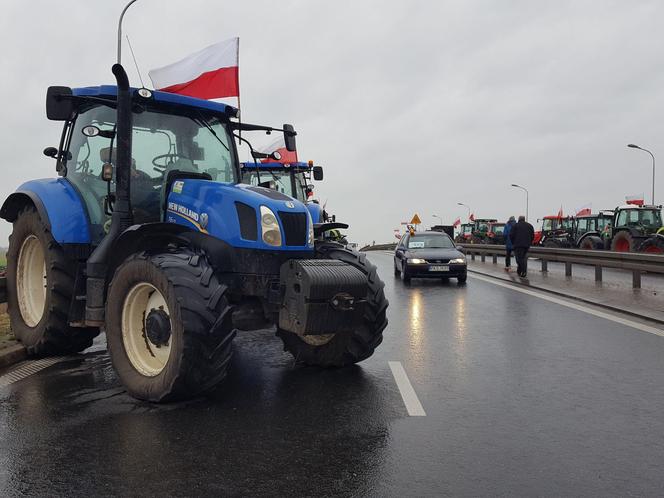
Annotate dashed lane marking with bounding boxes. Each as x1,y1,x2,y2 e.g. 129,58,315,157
0,357,75,388
468,273,664,338
388,361,426,416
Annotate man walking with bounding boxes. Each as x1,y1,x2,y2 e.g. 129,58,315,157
509,215,535,277
503,216,516,271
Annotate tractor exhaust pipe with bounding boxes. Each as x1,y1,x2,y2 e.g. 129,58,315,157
85,63,134,325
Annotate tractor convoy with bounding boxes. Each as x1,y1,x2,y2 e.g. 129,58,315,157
1,16,388,401
454,203,663,254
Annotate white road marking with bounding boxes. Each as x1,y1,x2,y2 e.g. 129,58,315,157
0,357,74,388
468,273,664,338
388,361,426,416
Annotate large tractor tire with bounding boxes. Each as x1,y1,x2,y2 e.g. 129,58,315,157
578,236,604,250
276,243,388,367
7,206,98,356
105,250,235,402
610,231,635,252
638,237,664,254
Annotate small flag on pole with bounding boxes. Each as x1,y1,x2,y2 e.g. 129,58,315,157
149,37,240,100
625,195,644,206
453,217,461,227
469,213,475,222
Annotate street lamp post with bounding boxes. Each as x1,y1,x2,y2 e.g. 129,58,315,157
457,203,471,221
627,144,655,205
432,214,442,226
510,184,529,221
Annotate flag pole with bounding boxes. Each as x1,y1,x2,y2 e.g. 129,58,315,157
236,37,241,142
117,0,140,64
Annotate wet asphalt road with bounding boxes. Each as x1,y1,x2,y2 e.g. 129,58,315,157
2,252,664,497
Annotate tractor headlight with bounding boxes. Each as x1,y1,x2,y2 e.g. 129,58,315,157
407,258,427,264
449,258,466,264
260,206,282,247
307,211,314,246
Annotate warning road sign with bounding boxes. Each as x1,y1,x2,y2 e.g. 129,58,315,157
410,213,422,225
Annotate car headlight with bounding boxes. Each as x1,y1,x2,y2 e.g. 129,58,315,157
407,258,427,264
307,211,314,246
260,206,282,246
449,258,466,264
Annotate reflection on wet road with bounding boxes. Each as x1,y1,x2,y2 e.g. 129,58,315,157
1,252,664,496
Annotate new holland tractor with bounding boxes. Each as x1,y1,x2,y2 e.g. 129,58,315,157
1,62,388,401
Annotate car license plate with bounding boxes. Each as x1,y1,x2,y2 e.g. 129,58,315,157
429,265,449,272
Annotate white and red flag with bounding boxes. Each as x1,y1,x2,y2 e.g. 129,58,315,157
149,37,239,100
469,213,475,222
625,195,644,206
557,206,564,220
453,217,461,227
257,136,298,164
575,203,591,216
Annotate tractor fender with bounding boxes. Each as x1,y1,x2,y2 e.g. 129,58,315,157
306,202,323,224
108,223,237,278
0,178,91,244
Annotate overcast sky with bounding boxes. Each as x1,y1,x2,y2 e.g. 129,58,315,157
1,0,663,246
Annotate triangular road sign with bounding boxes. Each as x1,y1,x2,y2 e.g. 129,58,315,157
410,213,422,225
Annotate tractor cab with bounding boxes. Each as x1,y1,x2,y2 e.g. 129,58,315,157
486,222,506,244
471,218,497,243
455,223,474,243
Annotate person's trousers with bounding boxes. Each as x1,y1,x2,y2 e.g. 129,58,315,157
505,248,512,267
514,247,528,275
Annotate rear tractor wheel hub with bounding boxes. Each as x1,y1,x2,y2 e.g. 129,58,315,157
145,309,171,347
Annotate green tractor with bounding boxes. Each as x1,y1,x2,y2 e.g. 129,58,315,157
605,203,664,253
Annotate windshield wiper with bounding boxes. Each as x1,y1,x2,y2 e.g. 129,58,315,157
194,114,230,152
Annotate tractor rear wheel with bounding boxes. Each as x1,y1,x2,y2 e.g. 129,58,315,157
105,250,235,402
638,237,664,254
276,243,388,367
610,231,634,252
579,236,603,250
7,206,98,355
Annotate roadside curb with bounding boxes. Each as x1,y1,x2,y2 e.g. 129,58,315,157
0,343,27,371
468,268,664,327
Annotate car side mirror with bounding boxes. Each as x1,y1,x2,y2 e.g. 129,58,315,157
283,123,297,152
46,86,74,121
313,166,324,181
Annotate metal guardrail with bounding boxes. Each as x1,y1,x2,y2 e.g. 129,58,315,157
459,244,664,288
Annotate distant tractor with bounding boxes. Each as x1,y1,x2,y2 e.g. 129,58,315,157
534,216,574,247
605,203,664,253
573,212,613,250
470,218,497,244
455,223,474,243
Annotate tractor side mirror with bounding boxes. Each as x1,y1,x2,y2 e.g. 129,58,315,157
313,166,324,181
283,124,297,152
43,147,58,158
46,86,74,121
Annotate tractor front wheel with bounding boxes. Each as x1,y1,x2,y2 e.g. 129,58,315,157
276,243,388,367
106,250,235,402
638,237,664,254
579,236,604,250
7,206,98,355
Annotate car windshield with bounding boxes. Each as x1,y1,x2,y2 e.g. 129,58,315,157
491,224,505,234
408,234,454,249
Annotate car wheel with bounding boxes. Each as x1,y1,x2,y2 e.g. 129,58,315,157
457,274,467,284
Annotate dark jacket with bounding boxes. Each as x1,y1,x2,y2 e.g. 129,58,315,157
503,220,516,250
509,220,535,249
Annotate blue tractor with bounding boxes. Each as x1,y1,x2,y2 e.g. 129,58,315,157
1,63,388,401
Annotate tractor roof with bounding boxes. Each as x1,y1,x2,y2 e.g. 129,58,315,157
241,162,310,171
72,85,238,117
615,204,662,210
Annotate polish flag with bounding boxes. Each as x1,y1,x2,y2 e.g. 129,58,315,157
469,213,475,222
148,37,239,100
453,217,461,227
257,136,298,164
557,206,564,220
575,203,591,216
625,195,644,206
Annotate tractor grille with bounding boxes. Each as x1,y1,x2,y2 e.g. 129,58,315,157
278,211,307,246
235,202,257,241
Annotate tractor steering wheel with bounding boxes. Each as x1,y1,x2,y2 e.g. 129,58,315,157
152,153,192,170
